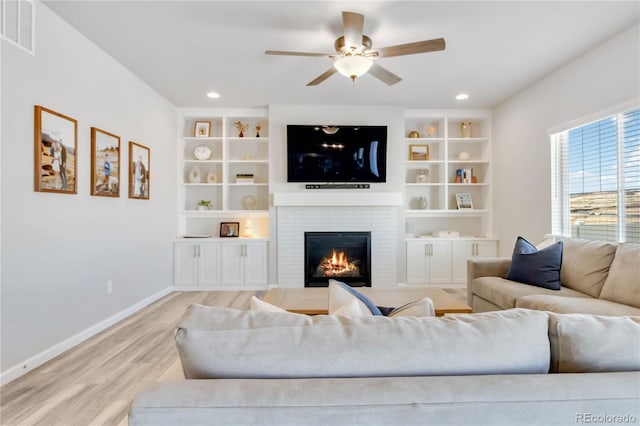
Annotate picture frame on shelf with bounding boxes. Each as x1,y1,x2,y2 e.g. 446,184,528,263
409,144,429,161
194,121,211,138
129,141,150,200
34,105,78,194
220,222,240,238
455,193,473,210
90,127,120,197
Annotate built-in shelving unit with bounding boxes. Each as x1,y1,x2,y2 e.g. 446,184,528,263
176,108,270,238
403,110,496,286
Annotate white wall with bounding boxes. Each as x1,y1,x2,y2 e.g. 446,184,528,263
0,3,177,378
492,24,640,255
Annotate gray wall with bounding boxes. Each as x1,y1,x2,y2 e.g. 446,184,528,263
1,3,177,377
492,24,640,255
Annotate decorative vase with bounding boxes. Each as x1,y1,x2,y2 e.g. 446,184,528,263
418,196,428,210
243,195,257,210
187,167,201,183
205,171,218,183
408,130,420,138
459,121,472,138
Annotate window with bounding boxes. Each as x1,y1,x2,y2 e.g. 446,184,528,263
551,105,639,243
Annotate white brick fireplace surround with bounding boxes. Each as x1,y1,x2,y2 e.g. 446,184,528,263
274,193,402,288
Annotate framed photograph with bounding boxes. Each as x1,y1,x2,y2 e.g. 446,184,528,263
34,105,78,194
129,141,150,200
194,121,211,138
456,193,473,210
91,127,121,197
409,144,430,161
220,222,240,238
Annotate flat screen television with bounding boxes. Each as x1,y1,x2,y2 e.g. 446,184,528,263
287,125,387,183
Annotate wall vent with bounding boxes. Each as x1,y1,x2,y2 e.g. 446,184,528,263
1,0,35,55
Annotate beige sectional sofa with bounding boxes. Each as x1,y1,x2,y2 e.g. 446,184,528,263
129,304,640,425
468,238,640,315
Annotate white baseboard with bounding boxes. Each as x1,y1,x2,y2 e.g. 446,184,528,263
0,287,173,386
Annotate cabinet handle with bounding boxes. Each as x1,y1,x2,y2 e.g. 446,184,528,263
242,244,246,257
194,245,198,258
197,245,201,258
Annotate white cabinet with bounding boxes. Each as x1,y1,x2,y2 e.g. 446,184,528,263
451,240,498,284
406,240,452,285
175,240,267,289
220,241,268,287
174,241,220,286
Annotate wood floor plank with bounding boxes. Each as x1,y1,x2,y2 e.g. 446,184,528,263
0,291,255,426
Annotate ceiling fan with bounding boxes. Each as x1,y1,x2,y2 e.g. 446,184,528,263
265,11,445,86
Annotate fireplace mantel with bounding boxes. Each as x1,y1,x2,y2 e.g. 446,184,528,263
273,192,402,207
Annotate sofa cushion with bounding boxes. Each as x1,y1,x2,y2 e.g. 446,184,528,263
250,296,290,313
516,294,640,316
328,280,382,316
505,236,563,290
599,243,640,308
548,313,640,373
561,238,617,298
175,305,550,379
472,277,590,310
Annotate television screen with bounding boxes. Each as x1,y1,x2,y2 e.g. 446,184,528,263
287,125,387,183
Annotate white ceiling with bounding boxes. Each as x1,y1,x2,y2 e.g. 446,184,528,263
43,1,639,109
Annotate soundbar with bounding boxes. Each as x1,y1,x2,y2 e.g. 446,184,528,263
305,184,371,189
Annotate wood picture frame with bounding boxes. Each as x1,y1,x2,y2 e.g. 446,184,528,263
34,105,78,194
456,193,473,210
128,141,150,200
220,222,240,237
91,127,121,197
194,121,211,138
409,144,429,161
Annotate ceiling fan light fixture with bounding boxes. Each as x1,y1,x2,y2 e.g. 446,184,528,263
333,55,373,82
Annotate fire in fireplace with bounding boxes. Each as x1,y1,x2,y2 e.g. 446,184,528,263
304,232,371,287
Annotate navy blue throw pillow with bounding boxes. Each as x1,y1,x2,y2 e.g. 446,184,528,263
504,236,563,290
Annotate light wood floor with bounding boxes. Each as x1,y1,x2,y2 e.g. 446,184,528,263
0,288,466,425
0,291,259,426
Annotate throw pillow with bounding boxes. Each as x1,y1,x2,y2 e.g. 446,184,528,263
331,298,366,317
249,296,289,313
328,280,383,316
505,236,563,290
386,297,435,317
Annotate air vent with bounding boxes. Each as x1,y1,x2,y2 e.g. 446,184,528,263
1,0,34,54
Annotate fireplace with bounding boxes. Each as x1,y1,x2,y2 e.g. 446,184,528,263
304,232,371,287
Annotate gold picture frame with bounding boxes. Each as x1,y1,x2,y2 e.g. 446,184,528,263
34,105,78,194
409,144,429,161
129,141,150,200
91,127,121,197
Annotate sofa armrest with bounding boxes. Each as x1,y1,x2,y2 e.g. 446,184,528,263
467,258,511,305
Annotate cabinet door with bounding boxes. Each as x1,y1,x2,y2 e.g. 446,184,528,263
198,243,221,286
451,241,474,284
406,241,429,284
428,240,452,284
220,243,245,286
244,242,268,287
476,241,498,258
174,243,198,286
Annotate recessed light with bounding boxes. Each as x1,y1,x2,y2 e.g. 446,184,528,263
456,93,469,100
206,92,220,99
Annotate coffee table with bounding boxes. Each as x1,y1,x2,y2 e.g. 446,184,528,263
262,287,472,316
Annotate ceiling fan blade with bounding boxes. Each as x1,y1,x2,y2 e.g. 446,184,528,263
342,11,364,51
265,50,333,57
306,68,338,86
368,63,402,86
376,38,446,58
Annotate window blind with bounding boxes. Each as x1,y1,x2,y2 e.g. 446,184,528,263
550,106,640,243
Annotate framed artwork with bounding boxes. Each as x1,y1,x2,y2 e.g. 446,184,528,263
34,105,78,194
409,144,429,161
220,222,240,238
91,127,121,197
456,193,473,210
194,121,211,138
129,141,150,200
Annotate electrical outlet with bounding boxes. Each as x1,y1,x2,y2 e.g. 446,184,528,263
106,280,113,294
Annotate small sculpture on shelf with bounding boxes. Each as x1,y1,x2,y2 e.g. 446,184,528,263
459,121,472,138
415,169,429,183
255,123,262,138
234,121,249,137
